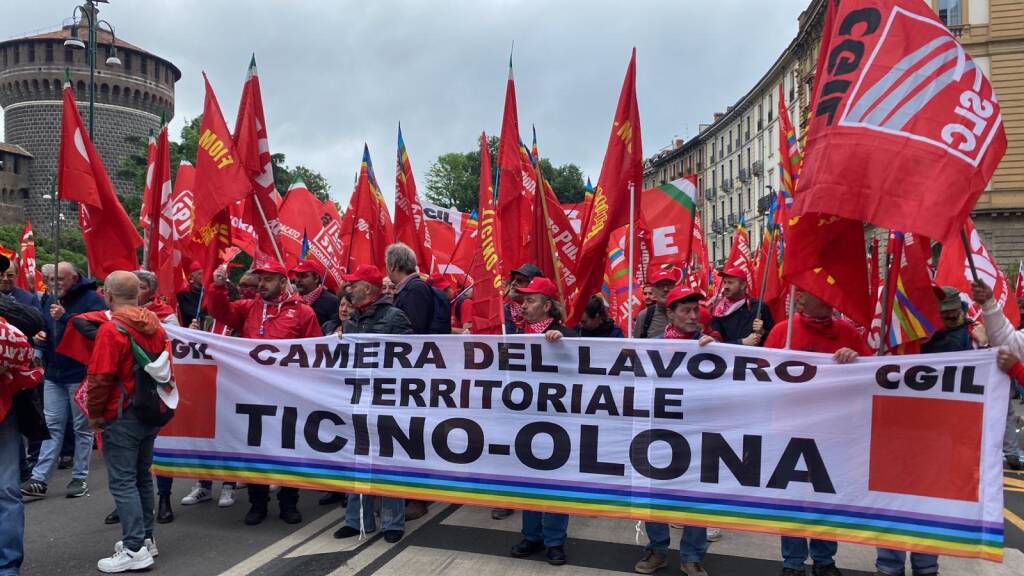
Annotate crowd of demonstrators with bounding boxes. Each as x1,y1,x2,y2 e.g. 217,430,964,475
21,262,106,500
332,263,413,543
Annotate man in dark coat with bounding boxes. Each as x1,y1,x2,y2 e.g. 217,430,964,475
504,263,543,334
386,243,438,334
291,260,338,328
710,265,772,346
0,260,41,310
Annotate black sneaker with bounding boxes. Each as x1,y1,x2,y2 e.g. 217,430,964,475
105,509,119,525
279,505,302,524
546,545,567,566
20,479,46,498
318,492,346,506
383,530,404,543
244,504,268,525
510,539,545,558
780,569,806,576
66,479,88,498
491,508,514,520
813,565,843,576
156,495,174,523
333,525,360,539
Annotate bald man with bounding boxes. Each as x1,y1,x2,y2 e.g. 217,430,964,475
21,262,106,500
88,270,170,572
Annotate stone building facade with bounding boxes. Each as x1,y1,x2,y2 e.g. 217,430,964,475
645,0,1024,269
0,142,31,226
0,14,179,227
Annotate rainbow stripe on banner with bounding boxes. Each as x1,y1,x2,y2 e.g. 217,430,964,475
152,448,1004,561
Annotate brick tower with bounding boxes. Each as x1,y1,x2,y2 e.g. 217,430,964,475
0,10,179,226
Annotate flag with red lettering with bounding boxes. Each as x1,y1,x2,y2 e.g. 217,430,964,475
57,82,141,280
794,0,1007,242
935,218,1020,328
394,125,435,272
469,132,505,335
232,55,281,260
15,221,41,292
571,49,642,324
496,59,533,276
339,145,393,270
277,179,344,290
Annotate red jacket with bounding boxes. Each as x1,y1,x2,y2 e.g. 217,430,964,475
765,313,872,355
205,285,321,340
0,317,43,421
86,307,167,422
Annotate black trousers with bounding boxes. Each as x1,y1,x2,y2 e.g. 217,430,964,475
248,484,298,507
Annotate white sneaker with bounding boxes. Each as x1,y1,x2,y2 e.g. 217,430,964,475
181,483,212,505
706,527,722,542
115,538,158,558
218,485,235,508
97,544,154,573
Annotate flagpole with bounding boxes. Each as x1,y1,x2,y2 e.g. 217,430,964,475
50,174,60,297
959,228,980,284
253,195,286,266
440,224,475,277
877,230,893,357
783,284,796,350
754,227,776,320
627,182,636,339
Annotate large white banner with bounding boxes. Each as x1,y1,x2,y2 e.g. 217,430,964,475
155,327,1008,561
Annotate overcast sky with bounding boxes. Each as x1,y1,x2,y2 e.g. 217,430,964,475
3,0,810,210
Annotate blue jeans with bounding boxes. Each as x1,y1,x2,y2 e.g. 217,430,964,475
0,413,24,576
344,494,404,532
31,380,92,484
102,409,159,552
876,548,939,575
645,522,708,563
522,511,569,547
781,537,837,570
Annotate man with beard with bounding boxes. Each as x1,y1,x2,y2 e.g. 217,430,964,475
710,266,772,346
291,260,338,327
205,261,320,526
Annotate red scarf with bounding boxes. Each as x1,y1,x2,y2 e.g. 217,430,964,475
508,300,525,329
712,295,747,318
301,284,325,307
663,323,699,340
524,317,554,334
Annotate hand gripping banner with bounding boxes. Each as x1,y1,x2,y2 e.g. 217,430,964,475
155,327,1007,561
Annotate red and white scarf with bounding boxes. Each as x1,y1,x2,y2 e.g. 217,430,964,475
712,296,747,319
300,284,325,307
524,317,554,334
663,323,698,340
508,301,525,329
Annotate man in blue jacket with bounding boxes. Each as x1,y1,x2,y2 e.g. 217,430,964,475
21,262,106,499
0,260,41,310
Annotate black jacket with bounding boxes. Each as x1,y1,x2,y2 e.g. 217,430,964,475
392,275,434,334
578,319,624,338
44,275,107,383
308,289,339,330
710,298,773,346
344,297,414,336
921,321,975,354
514,320,577,337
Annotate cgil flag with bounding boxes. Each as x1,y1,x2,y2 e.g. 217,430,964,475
57,81,141,280
793,0,1007,242
935,218,1020,328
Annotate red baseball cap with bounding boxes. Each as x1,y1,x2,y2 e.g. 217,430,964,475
517,277,559,300
429,273,452,291
648,267,681,286
187,261,203,274
341,264,385,288
719,265,747,280
665,285,706,308
291,259,325,277
251,261,289,277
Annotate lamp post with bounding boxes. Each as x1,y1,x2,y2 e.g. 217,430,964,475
64,0,121,139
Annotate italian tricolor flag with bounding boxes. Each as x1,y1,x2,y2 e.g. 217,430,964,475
643,175,698,267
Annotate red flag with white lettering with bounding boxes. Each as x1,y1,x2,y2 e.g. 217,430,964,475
15,221,39,292
469,132,505,335
57,82,141,280
339,145,394,270
276,180,344,290
935,218,1020,328
394,126,435,273
496,61,533,276
794,0,1007,241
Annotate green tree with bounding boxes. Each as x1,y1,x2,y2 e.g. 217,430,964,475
424,137,585,211
0,225,88,274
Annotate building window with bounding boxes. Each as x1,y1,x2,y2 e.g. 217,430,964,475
140,55,148,75
27,44,35,63
937,0,962,26
45,43,54,63
124,52,131,72
13,46,19,65
13,157,20,174
768,92,774,121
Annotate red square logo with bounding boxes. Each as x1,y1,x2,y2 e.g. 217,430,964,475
869,396,981,502
159,364,217,439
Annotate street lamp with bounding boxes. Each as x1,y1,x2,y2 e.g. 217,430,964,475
64,0,119,139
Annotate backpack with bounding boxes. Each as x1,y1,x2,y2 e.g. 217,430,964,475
428,287,453,335
114,324,176,427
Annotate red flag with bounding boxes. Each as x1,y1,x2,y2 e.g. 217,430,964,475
422,201,477,275
723,217,755,289
277,180,344,290
794,0,1007,242
935,218,1020,327
783,213,872,327
570,49,642,324
394,126,435,272
57,82,141,280
339,145,393,270
147,126,182,302
232,56,282,260
138,134,157,228
602,226,644,332
876,231,941,353
690,211,711,294
528,139,581,308
15,221,38,292
776,83,801,223
170,161,196,262
496,61,534,275
192,74,253,233
1016,260,1023,300
469,132,505,334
